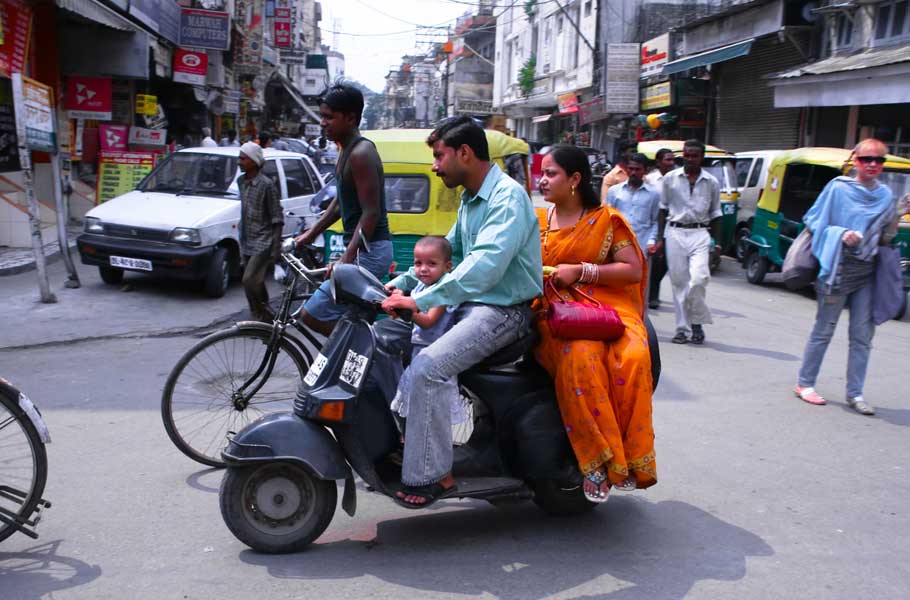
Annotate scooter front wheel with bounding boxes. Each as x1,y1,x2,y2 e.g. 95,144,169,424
219,463,337,553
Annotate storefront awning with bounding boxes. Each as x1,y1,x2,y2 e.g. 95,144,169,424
663,38,754,75
56,0,138,32
272,73,321,122
532,114,553,123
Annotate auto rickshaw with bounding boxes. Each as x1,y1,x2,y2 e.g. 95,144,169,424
637,140,741,269
323,129,531,271
742,148,910,298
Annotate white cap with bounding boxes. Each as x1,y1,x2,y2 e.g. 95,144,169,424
239,141,264,167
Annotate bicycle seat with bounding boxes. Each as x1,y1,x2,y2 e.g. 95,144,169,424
472,331,539,370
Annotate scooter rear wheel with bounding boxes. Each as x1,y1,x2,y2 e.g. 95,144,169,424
220,463,337,554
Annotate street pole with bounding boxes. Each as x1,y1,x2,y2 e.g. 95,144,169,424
51,153,80,288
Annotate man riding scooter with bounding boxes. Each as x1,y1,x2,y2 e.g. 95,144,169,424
382,116,543,507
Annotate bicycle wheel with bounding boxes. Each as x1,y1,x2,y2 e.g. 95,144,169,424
0,384,48,543
162,327,311,468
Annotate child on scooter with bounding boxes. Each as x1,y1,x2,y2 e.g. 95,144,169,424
390,236,466,425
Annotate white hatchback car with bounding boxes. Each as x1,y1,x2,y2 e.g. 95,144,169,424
77,147,324,297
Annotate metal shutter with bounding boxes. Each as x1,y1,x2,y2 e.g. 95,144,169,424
711,36,805,152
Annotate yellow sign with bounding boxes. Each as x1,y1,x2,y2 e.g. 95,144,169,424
136,94,158,116
641,82,671,111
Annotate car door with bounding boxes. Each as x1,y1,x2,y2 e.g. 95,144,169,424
279,158,321,235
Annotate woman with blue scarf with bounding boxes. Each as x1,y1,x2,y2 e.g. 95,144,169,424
794,139,899,415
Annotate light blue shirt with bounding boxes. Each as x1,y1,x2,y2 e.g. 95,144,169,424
606,180,661,248
388,163,543,312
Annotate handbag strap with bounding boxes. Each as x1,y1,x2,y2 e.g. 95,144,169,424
545,277,602,307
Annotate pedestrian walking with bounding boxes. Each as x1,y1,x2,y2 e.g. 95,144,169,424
237,142,283,322
605,153,660,308
644,147,675,309
794,138,899,415
656,140,722,345
599,141,633,202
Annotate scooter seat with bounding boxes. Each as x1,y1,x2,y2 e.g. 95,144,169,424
472,332,539,370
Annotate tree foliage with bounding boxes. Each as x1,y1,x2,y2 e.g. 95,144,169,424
519,54,537,97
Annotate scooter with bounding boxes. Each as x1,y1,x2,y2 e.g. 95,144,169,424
219,259,661,554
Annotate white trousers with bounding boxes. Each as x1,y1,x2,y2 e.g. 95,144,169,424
666,227,713,334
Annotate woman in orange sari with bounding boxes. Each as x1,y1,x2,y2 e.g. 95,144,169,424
535,145,656,503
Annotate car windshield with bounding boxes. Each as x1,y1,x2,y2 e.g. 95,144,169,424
139,153,239,197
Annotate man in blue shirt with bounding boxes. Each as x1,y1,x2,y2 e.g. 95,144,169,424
382,116,542,507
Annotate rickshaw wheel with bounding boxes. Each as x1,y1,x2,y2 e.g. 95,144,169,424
745,252,768,285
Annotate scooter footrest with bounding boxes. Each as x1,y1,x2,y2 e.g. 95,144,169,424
453,477,527,499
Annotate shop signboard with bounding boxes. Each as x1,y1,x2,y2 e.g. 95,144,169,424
173,49,208,85
0,77,20,172
65,76,113,120
99,124,129,152
223,90,241,114
179,8,230,51
159,0,181,45
578,97,608,126
128,126,167,147
129,0,160,31
640,34,669,79
557,92,578,113
641,81,672,111
136,94,158,116
304,123,321,137
12,74,56,153
606,43,640,114
274,7,291,48
0,0,32,79
96,151,156,203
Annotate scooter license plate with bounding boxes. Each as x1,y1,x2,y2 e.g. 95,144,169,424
303,353,328,386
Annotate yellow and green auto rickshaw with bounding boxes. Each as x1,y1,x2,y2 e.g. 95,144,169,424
323,129,530,271
637,140,741,268
742,147,910,289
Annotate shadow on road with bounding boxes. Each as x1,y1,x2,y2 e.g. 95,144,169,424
238,497,773,600
656,335,798,362
0,540,102,598
185,467,224,494
838,404,910,428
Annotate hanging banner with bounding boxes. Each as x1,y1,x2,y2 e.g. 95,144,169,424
65,76,113,120
12,74,56,153
179,8,230,51
173,48,208,85
96,151,156,203
0,0,32,78
99,124,129,152
274,7,291,48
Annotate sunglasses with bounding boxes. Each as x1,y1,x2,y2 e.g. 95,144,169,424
856,156,886,165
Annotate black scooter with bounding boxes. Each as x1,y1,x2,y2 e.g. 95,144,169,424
219,261,661,554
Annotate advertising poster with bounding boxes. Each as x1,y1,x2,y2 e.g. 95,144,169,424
99,124,129,152
173,49,208,85
0,0,32,78
0,76,20,171
12,74,56,153
128,126,167,147
65,76,113,120
640,34,669,79
96,151,155,203
179,8,230,51
606,43,641,114
274,7,291,48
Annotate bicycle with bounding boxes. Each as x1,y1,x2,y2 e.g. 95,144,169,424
161,244,328,468
0,378,51,542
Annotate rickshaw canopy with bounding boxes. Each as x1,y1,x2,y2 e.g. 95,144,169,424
636,140,734,160
362,129,530,165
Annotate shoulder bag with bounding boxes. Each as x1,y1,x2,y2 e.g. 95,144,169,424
782,227,820,290
544,278,625,341
872,245,904,325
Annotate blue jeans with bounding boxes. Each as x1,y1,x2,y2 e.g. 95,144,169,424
303,240,393,321
401,302,533,486
797,283,875,398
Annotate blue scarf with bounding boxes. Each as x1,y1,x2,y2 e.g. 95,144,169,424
803,176,894,285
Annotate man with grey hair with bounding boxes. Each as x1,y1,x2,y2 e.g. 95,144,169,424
238,142,283,321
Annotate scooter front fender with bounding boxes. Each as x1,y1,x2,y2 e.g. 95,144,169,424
222,412,350,481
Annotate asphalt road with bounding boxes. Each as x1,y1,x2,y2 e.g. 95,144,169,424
1,259,909,599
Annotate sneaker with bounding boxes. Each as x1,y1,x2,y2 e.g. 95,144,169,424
794,385,826,406
847,396,875,416
671,331,689,344
691,324,705,345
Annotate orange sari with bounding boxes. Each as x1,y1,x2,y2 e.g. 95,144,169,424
534,206,657,489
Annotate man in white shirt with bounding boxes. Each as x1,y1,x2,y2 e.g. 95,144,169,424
644,148,675,309
655,140,722,344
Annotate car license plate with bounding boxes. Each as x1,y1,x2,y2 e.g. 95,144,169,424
110,255,152,271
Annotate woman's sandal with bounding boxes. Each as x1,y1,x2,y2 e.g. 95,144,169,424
394,481,459,510
615,477,637,492
583,469,611,503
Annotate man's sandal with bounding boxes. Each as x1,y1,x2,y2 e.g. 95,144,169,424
394,481,459,510
583,469,611,503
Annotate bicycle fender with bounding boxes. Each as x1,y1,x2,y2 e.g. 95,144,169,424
222,412,350,480
0,378,50,444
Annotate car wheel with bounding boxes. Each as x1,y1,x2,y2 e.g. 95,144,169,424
99,266,124,285
734,227,751,262
204,247,230,298
744,252,768,285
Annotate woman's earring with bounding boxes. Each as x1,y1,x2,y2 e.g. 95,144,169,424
571,186,576,197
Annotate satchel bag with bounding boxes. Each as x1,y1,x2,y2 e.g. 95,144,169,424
544,278,625,341
782,227,820,290
872,245,904,325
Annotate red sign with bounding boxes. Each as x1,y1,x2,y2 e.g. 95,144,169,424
99,123,129,152
65,76,113,120
0,0,32,78
274,7,291,48
173,48,208,85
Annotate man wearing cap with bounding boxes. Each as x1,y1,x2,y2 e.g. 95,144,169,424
238,142,283,322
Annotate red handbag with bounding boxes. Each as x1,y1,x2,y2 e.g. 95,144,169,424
544,278,625,341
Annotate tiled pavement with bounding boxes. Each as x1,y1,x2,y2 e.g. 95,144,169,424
0,224,83,276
